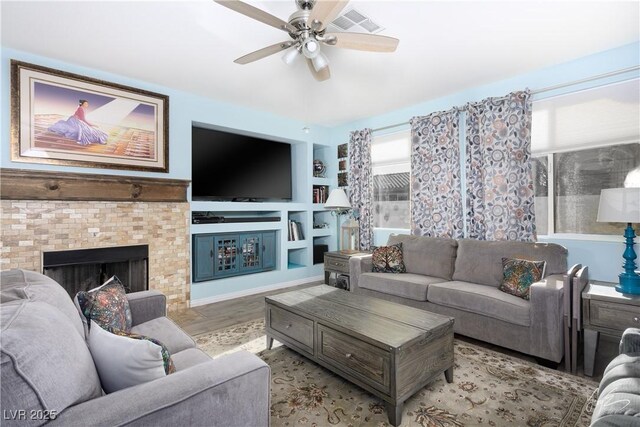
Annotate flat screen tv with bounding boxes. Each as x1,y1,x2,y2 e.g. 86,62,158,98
192,126,292,201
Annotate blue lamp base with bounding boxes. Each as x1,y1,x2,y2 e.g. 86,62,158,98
616,223,640,295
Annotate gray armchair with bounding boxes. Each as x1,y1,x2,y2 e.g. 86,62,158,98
1,269,270,427
590,328,640,426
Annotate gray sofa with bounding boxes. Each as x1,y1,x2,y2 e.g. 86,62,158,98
0,269,270,427
591,328,640,426
349,234,568,363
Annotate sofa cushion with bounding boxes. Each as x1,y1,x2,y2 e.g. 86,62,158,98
592,377,640,422
599,353,640,393
387,234,458,280
131,316,196,354
359,272,447,301
499,258,546,300
171,348,213,371
0,269,84,338
427,281,531,326
371,243,406,273
75,276,133,334
452,239,567,287
88,320,174,393
0,300,102,418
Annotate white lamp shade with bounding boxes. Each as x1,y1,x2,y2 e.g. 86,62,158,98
324,189,351,210
282,48,299,65
311,52,329,72
597,187,640,223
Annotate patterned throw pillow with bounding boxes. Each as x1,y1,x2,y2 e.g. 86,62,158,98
499,258,546,300
372,243,406,273
75,276,133,333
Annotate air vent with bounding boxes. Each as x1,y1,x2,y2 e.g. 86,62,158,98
332,15,355,30
343,9,367,24
329,7,385,34
359,19,381,33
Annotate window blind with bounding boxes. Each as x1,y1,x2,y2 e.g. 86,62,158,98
531,78,640,155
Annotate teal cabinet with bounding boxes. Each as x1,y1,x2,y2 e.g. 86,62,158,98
262,231,276,270
193,230,277,282
193,234,215,282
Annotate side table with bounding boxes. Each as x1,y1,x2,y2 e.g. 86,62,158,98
324,251,371,290
582,281,640,376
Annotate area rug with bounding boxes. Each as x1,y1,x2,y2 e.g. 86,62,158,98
194,319,599,426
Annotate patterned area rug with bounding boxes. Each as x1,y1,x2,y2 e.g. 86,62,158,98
195,319,598,426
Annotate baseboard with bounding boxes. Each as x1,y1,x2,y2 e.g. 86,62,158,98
190,275,324,307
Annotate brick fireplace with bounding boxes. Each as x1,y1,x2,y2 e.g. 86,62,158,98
0,170,191,311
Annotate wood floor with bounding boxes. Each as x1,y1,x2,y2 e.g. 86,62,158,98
170,282,618,380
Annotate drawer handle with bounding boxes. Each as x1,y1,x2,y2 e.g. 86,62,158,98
285,324,292,329
634,317,639,323
345,353,352,359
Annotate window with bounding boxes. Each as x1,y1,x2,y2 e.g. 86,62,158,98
531,79,640,236
371,130,411,228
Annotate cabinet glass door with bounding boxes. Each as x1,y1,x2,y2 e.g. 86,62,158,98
240,234,262,272
214,235,239,277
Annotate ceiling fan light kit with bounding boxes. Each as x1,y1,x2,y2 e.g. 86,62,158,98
215,0,399,81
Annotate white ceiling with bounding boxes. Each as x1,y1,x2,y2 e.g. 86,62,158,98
2,1,639,126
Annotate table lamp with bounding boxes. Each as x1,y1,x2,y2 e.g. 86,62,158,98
597,187,640,294
324,189,351,251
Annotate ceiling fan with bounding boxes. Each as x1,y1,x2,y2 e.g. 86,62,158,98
214,0,399,81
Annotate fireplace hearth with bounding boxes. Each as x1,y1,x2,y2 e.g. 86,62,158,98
43,245,149,298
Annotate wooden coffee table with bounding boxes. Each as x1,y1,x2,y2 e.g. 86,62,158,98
265,285,454,426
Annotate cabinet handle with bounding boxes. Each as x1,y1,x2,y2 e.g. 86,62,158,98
345,353,352,359
210,249,214,258
634,317,639,323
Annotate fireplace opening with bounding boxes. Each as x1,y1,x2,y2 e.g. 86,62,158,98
43,245,149,298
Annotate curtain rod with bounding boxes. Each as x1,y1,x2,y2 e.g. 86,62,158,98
371,66,640,133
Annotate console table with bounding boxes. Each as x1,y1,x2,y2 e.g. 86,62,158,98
324,250,371,290
582,281,640,376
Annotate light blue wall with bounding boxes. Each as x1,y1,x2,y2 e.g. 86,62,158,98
331,42,640,282
1,48,331,176
1,47,333,303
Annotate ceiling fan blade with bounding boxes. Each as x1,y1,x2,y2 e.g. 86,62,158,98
324,32,399,52
214,0,297,33
234,41,295,64
307,59,330,82
308,0,349,31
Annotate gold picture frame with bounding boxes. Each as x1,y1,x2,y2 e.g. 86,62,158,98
11,60,169,172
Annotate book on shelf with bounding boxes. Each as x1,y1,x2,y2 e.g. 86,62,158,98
312,186,328,204
288,220,305,241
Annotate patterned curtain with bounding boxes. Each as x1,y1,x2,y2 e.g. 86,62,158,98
410,109,463,238
347,128,373,250
465,90,536,241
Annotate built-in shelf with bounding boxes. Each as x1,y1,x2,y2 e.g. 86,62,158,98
286,240,307,249
312,177,331,186
311,228,332,237
287,262,306,269
287,247,308,269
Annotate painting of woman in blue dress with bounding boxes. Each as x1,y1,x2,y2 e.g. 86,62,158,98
48,99,109,145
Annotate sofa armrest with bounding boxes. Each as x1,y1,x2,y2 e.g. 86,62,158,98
349,255,373,292
529,274,565,362
50,351,270,427
127,290,167,326
620,328,640,354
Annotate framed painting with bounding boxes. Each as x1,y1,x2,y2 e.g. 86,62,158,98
338,172,348,187
11,60,169,172
337,143,348,159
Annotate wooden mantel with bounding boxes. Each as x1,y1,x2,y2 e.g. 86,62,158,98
0,169,190,202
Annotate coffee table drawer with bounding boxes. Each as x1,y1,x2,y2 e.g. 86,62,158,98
590,300,640,332
267,304,314,353
317,324,391,393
